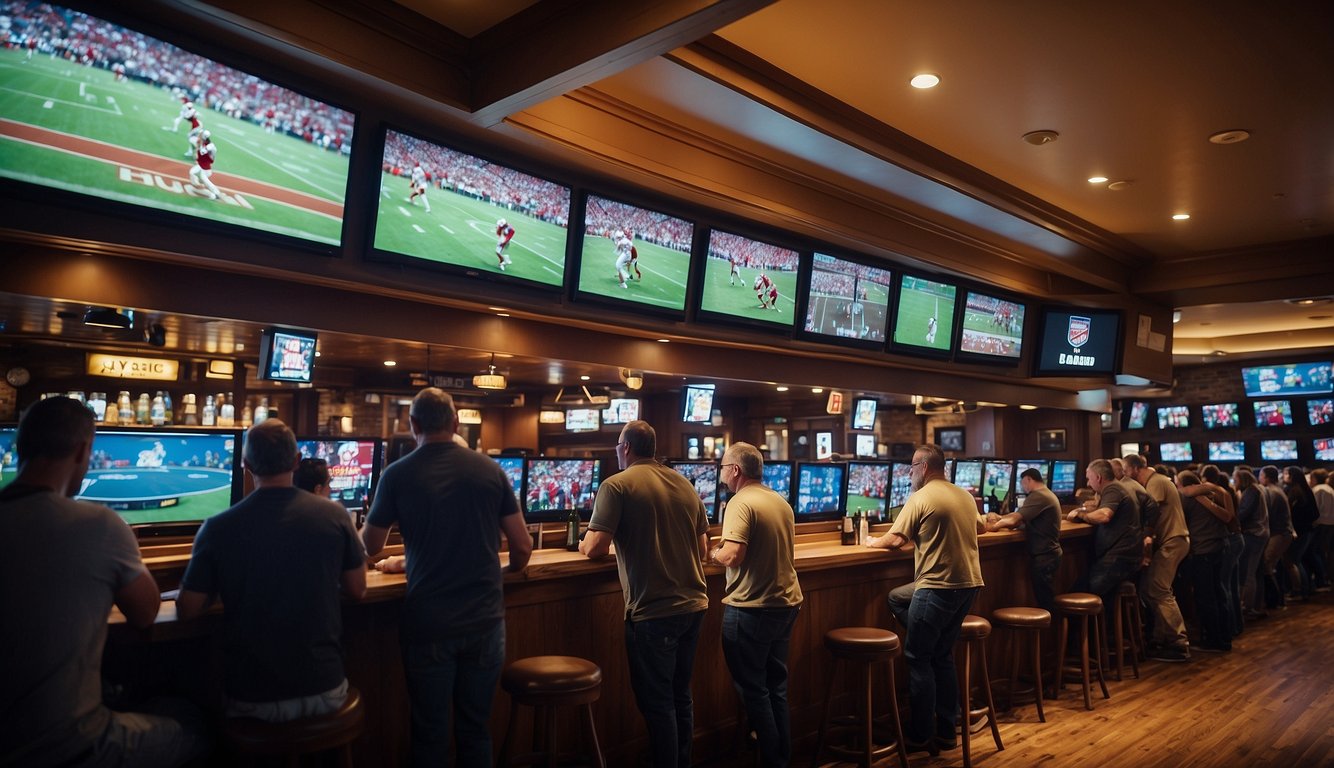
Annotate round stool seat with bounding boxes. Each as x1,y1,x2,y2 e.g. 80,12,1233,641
824,627,900,658
223,687,365,756
960,614,992,640
1054,592,1103,615
993,607,1052,628
502,656,603,706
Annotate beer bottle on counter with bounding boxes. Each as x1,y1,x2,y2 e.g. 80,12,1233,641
858,509,869,546
565,507,581,551
842,511,856,545
202,395,216,426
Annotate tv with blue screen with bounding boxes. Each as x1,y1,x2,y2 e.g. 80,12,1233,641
762,461,793,502
846,461,891,522
852,398,879,430
493,456,524,504
81,429,241,528
1208,442,1246,463
1241,361,1333,397
522,458,600,523
1050,460,1078,500
0,426,16,491
794,462,846,521
296,438,381,516
668,460,721,523
1260,440,1298,462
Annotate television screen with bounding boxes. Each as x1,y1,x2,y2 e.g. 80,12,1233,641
1201,403,1240,429
698,229,799,328
601,398,641,425
493,456,524,504
296,438,380,515
892,274,957,354
854,434,877,458
258,327,317,383
1208,441,1246,462
681,383,715,424
1013,459,1050,504
522,458,600,522
1260,440,1298,462
1315,438,1334,461
851,398,878,430
802,252,892,343
1050,460,1078,498
373,128,570,288
982,461,1014,508
1032,307,1120,376
1157,405,1191,430
794,462,845,521
889,462,913,509
565,408,600,433
1126,401,1149,430
846,461,891,521
0,4,353,248
1253,400,1293,427
0,426,16,491
80,429,239,525
762,461,793,501
944,458,954,482
815,432,834,460
577,194,694,311
1241,361,1333,397
1160,442,1193,462
952,459,983,497
1119,442,1142,460
668,461,721,523
957,290,1026,361
1307,398,1333,426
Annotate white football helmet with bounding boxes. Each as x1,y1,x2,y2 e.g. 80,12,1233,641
497,218,507,228
200,130,211,142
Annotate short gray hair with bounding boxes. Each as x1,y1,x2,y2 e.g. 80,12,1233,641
411,387,456,434
727,442,764,480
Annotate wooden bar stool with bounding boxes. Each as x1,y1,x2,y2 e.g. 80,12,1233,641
956,615,1004,768
809,627,909,768
1052,593,1110,711
498,656,605,768
1109,581,1144,680
221,686,365,768
991,606,1051,722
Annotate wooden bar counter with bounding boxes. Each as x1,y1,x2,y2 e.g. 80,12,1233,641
109,522,1093,765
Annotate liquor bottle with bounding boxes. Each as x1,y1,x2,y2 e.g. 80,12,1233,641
565,507,581,551
136,393,150,424
181,393,197,426
150,392,165,426
162,391,173,424
842,512,855,545
254,396,269,424
241,404,252,428
201,395,216,426
858,510,869,546
117,391,132,424
88,392,106,422
219,395,235,427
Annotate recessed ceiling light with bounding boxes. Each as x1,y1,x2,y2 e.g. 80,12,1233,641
1018,405,1038,410
1285,297,1331,306
1208,129,1250,145
1022,130,1059,146
314,350,322,357
657,338,670,343
909,73,940,89
1172,213,1191,220
1210,350,1228,356
1107,180,1133,191
580,375,590,381
811,387,824,394
383,360,397,367
1088,176,1109,184
487,306,507,312
775,385,789,392
496,312,510,317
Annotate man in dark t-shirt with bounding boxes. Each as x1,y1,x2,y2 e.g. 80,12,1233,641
1068,459,1142,607
179,419,367,722
986,467,1063,611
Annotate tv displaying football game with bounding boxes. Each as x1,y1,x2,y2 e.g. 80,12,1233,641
1050,460,1078,499
1241,361,1333,397
668,460,721,523
794,461,845,521
1032,307,1120,376
952,459,983,497
0,4,354,248
80,429,240,526
1315,438,1334,461
522,458,600,522
1260,440,1298,462
1307,398,1333,426
296,438,380,516
681,383,715,424
1208,442,1246,463
373,128,571,288
601,398,641,425
762,461,793,502
577,194,695,312
258,327,317,383
801,252,892,344
889,462,913,509
0,426,16,491
1126,401,1149,430
981,461,1014,509
852,398,878,430
1157,405,1190,430
698,229,799,329
1201,403,1240,429
1253,400,1293,427
957,290,1026,362
846,461,891,521
493,456,523,504
1160,442,1193,462
891,274,958,355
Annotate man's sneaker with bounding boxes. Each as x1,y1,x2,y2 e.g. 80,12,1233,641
498,261,506,271
1149,646,1191,662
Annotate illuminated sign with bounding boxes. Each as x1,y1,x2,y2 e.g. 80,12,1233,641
86,354,179,381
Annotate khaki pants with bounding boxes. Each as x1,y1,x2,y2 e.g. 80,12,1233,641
1141,534,1189,649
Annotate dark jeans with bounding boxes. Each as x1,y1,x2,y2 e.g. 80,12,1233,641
1078,555,1140,607
1240,533,1268,612
900,586,979,744
1183,550,1231,650
1288,530,1315,596
1222,533,1244,635
721,604,801,768
1031,553,1061,614
625,611,706,768
402,620,506,768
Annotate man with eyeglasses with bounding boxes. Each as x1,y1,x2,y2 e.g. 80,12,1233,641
581,420,709,768
709,442,802,767
866,444,984,755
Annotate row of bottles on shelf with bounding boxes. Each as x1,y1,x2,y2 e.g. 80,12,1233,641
45,390,277,428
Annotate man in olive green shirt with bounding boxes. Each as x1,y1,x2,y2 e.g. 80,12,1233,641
1124,453,1191,661
582,420,709,768
711,442,802,767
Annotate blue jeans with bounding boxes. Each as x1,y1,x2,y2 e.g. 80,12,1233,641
1079,555,1140,607
721,605,800,768
625,611,705,768
402,620,506,768
901,587,979,744
1183,550,1231,650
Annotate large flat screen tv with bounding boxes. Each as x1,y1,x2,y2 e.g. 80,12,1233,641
681,383,715,424
1259,440,1298,462
1050,460,1078,500
576,193,694,313
846,461,891,522
762,461,793,502
0,426,16,491
493,456,524,504
522,458,600,523
1241,361,1333,397
1208,441,1246,463
1201,402,1240,429
952,459,983,497
601,398,641,425
372,128,571,288
891,273,958,356
794,462,846,521
1157,405,1190,430
889,462,913,510
258,327,317,383
80,429,240,527
1315,438,1334,462
1307,398,1333,426
697,228,799,330
956,290,1026,363
801,252,892,346
1013,459,1051,505
1032,307,1120,376
296,438,381,516
668,460,721,523
0,4,354,249
1160,442,1193,462
1253,400,1293,427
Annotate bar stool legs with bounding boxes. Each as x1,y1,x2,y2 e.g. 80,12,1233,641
1053,593,1110,711
498,656,605,768
1111,581,1144,680
810,627,909,768
957,616,1003,768
992,607,1051,723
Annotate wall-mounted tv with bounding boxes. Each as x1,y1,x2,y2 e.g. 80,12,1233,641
889,462,913,509
1201,403,1240,429
668,460,721,523
853,434,877,458
846,461,891,522
0,4,354,250
522,458,600,523
681,383,716,424
952,459,983,497
257,327,317,383
576,193,695,313
1160,442,1193,462
80,429,240,528
891,273,957,356
601,398,641,425
493,455,524,504
372,128,570,288
801,252,892,346
1253,400,1293,427
296,438,381,516
762,461,793,502
1307,398,1333,426
1208,441,1246,463
981,461,1014,509
1126,401,1149,430
564,408,601,433
1157,405,1190,430
794,461,846,521
1013,459,1051,504
1119,442,1141,459
1259,440,1298,462
698,228,799,330
1315,438,1334,461
1050,460,1078,499
851,398,878,430
0,426,17,491
1241,361,1333,397
956,290,1026,362
1032,307,1120,376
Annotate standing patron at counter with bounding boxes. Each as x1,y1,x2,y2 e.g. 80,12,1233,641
984,467,1062,613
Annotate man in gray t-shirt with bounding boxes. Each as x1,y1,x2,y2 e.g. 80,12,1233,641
986,467,1062,611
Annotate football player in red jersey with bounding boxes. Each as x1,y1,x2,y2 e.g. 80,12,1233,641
495,219,516,269
407,165,431,212
188,130,222,200
729,254,741,286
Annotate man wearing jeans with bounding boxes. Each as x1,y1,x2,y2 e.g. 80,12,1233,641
867,444,983,754
1123,454,1191,662
1068,459,1143,607
581,420,709,768
363,388,532,767
710,442,803,767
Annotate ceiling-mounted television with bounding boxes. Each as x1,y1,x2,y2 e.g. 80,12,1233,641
668,460,721,523
575,193,695,313
1315,438,1334,461
564,408,601,433
522,458,600,523
1241,361,1333,397
794,461,846,522
1208,441,1246,463
0,4,354,251
681,383,715,424
851,398,878,431
956,289,1026,363
1307,398,1333,426
1032,307,1120,376
257,327,317,383
697,228,800,330
371,127,571,289
800,252,893,347
1125,401,1150,430
1201,402,1240,429
891,273,958,357
601,398,641,425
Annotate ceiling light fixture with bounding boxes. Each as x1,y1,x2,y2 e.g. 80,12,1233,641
1172,213,1191,220
82,306,133,329
580,375,590,381
618,368,644,391
811,387,824,394
1018,405,1038,411
1022,130,1059,146
473,353,507,390
1173,310,1182,324
1208,129,1251,145
657,338,670,343
1087,176,1108,184
775,385,789,392
383,360,397,367
909,73,940,89
1107,180,1133,191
